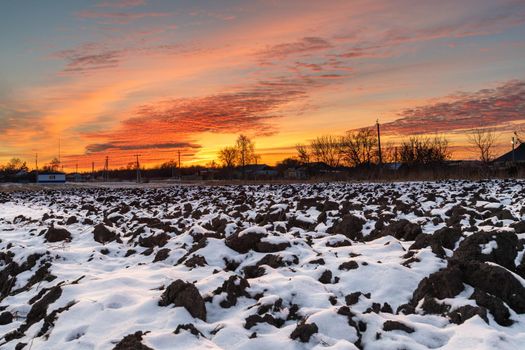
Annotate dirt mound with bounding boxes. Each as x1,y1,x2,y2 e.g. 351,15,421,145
212,275,251,308
290,322,318,342
452,231,518,271
329,214,365,241
158,280,206,321
93,224,117,244
459,261,525,314
113,331,153,350
449,305,488,325
383,320,414,333
410,227,461,257
412,266,464,304
138,232,170,248
174,323,204,337
45,226,71,242
152,248,170,262
0,311,13,325
379,219,422,241
225,228,267,253
245,314,284,329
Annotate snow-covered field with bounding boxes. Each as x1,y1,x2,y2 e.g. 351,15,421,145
1,180,525,350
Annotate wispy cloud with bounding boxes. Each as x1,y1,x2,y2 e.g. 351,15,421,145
53,41,203,74
4,0,525,167
85,141,200,153
76,10,171,24
189,10,236,21
258,37,332,59
124,79,309,136
0,104,44,134
380,80,525,135
78,76,316,158
55,44,122,73
95,0,146,9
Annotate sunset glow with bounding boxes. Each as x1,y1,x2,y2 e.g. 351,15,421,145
2,0,525,170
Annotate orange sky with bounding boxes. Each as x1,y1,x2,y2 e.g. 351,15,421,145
1,0,525,171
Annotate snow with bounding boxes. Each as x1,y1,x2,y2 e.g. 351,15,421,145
0,180,525,349
481,240,498,255
238,226,267,237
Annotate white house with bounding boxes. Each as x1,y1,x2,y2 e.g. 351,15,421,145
37,173,66,184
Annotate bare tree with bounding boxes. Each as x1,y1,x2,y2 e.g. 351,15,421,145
206,160,218,169
431,135,451,162
467,128,497,163
236,134,256,178
218,146,238,168
515,130,523,144
399,135,450,164
2,158,28,173
310,135,342,167
340,128,378,167
382,142,399,163
48,157,60,172
296,143,310,165
236,134,256,165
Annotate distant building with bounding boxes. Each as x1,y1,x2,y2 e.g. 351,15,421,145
384,162,402,170
37,172,66,184
494,143,525,164
247,164,278,177
237,164,278,179
307,162,335,172
66,173,85,182
284,167,307,179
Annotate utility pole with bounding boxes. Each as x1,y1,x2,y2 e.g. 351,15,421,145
376,119,383,165
104,156,109,182
134,154,141,183
35,153,39,182
241,144,246,180
58,137,61,165
512,136,516,163
178,150,181,179
91,161,95,181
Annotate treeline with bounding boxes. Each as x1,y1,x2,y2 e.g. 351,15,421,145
217,135,261,167
0,158,32,182
292,129,450,168
0,127,522,183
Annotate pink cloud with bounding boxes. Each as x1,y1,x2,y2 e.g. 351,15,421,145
380,80,525,135
258,37,332,59
76,10,172,24
95,0,146,9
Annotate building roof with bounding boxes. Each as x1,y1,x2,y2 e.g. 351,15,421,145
494,143,525,162
38,172,66,176
243,164,271,171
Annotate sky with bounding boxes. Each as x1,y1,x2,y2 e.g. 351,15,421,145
1,0,525,170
